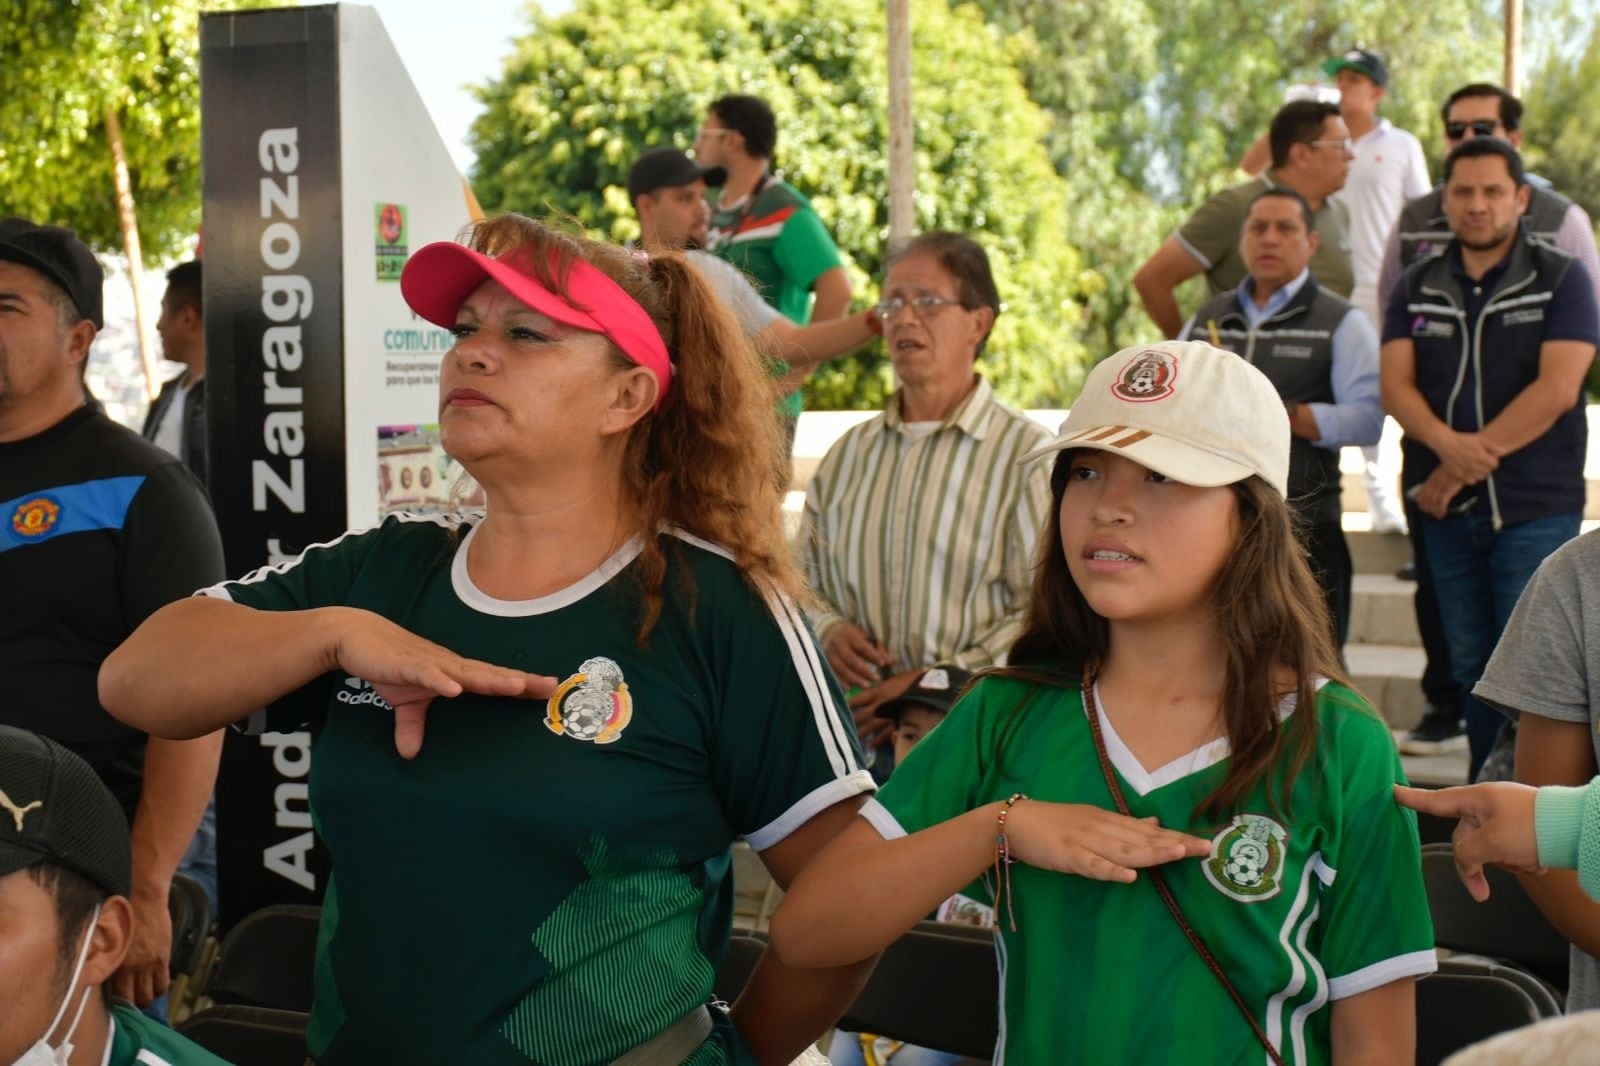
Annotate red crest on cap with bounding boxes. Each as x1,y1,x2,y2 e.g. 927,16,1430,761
1111,349,1178,403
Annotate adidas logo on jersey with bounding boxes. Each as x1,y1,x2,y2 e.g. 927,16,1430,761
336,676,392,709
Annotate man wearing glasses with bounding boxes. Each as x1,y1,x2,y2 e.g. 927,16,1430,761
1382,83,1600,761
800,233,1052,780
1135,99,1356,339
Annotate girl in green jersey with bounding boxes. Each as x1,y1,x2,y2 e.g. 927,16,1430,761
776,340,1433,1065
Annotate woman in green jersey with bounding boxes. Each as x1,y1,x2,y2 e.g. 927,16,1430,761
100,214,875,1066
773,340,1435,1065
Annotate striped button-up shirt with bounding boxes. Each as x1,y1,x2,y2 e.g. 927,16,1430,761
801,377,1053,673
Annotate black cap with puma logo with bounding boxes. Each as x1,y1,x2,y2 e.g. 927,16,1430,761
0,724,131,897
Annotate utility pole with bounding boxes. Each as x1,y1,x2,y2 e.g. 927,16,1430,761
1505,0,1523,95
886,0,914,251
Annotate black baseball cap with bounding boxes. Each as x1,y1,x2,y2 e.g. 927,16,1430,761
627,147,727,202
1323,48,1388,89
0,725,131,898
874,666,975,722
0,217,104,329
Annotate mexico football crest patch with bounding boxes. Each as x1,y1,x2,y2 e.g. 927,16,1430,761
1203,813,1288,902
545,657,633,744
1111,348,1178,403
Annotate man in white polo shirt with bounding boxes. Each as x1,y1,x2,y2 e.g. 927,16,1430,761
1323,48,1431,324
1326,47,1427,534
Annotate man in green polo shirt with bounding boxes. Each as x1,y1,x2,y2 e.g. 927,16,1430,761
694,95,853,445
1135,99,1356,338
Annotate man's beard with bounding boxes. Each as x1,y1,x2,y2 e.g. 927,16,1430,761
1456,223,1517,252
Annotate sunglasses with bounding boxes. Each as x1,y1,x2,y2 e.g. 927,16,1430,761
1445,119,1500,140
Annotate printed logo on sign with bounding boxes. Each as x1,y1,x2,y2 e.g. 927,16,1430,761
11,496,60,539
336,676,392,709
1204,813,1289,902
1502,308,1545,327
375,202,408,282
1111,349,1178,403
546,657,633,744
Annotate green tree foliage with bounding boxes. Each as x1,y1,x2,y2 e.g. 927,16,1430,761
0,0,262,262
1524,19,1600,222
469,0,1090,408
974,0,1503,354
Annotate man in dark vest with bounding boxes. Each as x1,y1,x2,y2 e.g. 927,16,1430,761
1380,83,1600,309
1381,82,1600,759
1381,137,1598,781
1182,187,1382,647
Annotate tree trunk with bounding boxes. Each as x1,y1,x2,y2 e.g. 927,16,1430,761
106,104,161,401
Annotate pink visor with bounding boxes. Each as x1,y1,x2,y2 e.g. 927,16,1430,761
400,241,672,408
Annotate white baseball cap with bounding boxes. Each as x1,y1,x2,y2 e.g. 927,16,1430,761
1023,340,1290,496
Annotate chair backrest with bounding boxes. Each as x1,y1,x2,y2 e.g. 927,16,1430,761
176,1005,309,1066
1421,843,1570,991
203,904,321,1012
167,872,213,978
716,931,768,1003
836,921,999,1059
1437,955,1562,1019
1416,969,1543,1066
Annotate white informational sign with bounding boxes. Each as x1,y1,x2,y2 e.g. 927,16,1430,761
335,4,481,525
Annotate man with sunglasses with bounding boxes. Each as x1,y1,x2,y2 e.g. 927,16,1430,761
1381,83,1600,762
1380,83,1600,314
1135,99,1355,339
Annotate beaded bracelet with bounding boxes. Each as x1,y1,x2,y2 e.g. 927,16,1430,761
993,792,1026,932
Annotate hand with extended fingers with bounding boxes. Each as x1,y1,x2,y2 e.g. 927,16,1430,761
1394,782,1541,902
1003,799,1212,882
329,607,557,758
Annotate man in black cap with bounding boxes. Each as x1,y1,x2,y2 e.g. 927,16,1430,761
0,724,230,1065
627,147,876,401
0,218,226,1007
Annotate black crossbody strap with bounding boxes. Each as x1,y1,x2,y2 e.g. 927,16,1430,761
1082,667,1287,1066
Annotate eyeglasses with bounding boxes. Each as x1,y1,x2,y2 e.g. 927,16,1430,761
1308,138,1354,155
872,294,965,323
1445,119,1501,140
696,127,730,141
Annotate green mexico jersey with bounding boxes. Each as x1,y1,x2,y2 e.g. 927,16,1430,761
210,515,871,1066
706,179,844,420
870,675,1434,1065
109,1002,233,1066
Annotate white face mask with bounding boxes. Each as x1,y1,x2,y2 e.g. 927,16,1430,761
11,903,100,1066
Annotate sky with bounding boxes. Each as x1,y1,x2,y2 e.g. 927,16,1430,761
362,0,559,174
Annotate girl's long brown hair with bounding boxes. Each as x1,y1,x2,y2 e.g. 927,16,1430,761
1000,451,1350,825
462,214,797,633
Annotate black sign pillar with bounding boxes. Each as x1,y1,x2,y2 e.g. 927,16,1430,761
201,4,346,929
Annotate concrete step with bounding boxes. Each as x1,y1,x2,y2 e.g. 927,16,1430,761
1344,528,1412,577
1398,746,1470,788
1348,573,1419,646
1347,642,1428,730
